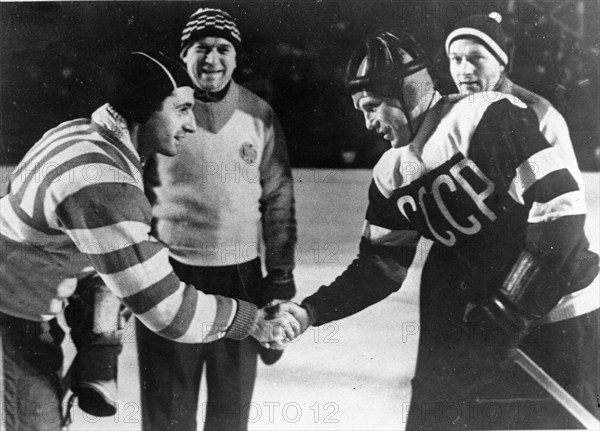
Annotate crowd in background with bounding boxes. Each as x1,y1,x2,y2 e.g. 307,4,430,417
1,0,598,169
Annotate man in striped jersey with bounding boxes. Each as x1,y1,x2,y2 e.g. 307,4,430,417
276,30,598,429
0,51,298,431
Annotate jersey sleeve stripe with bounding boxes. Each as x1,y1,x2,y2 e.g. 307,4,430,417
212,295,235,336
156,283,198,340
121,272,181,314
13,133,101,195
55,182,150,230
15,139,120,204
509,147,571,203
86,240,163,275
168,293,236,343
521,169,579,206
101,247,173,297
8,193,63,236
367,180,411,230
11,120,91,178
527,191,587,223
0,198,62,242
66,221,150,256
362,221,421,247
33,155,125,225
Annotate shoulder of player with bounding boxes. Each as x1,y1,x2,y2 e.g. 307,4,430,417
372,146,421,198
233,82,272,110
500,77,554,114
446,91,528,112
443,92,536,133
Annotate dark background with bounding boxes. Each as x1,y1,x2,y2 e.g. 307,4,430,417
1,0,599,169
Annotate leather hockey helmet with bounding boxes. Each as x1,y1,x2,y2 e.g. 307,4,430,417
346,31,430,137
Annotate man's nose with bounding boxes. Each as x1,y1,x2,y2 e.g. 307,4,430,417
204,49,217,63
364,113,376,131
183,111,197,133
459,60,475,75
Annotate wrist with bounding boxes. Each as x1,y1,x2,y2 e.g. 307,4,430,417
226,300,258,340
300,301,318,327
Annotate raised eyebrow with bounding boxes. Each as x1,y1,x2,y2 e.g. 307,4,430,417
358,100,376,111
175,101,194,109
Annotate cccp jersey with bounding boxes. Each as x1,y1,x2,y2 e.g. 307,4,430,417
303,92,598,325
366,92,595,296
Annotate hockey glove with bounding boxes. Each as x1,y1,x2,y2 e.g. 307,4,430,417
466,250,565,361
259,269,296,308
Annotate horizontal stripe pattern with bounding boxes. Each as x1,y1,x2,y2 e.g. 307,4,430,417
1,105,242,341
101,247,173,297
157,283,198,339
363,221,420,247
172,292,233,343
528,191,586,223
11,119,91,179
509,147,571,204
67,221,151,257
121,272,181,314
55,182,149,230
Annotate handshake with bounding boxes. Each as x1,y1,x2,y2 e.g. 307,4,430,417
249,301,312,350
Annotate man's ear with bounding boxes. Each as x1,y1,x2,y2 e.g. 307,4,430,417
180,44,190,61
500,64,505,73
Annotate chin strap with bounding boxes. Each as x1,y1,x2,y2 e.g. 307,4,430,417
400,90,436,141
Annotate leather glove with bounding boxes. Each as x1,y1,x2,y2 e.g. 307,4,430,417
466,250,566,362
258,269,296,308
465,294,528,362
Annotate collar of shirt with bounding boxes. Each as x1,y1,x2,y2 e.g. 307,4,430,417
91,103,141,165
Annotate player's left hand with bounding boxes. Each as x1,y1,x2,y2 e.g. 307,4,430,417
465,298,527,362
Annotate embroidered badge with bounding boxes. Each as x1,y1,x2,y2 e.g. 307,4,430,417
240,142,258,164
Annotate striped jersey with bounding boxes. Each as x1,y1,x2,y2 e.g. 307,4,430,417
0,104,256,342
303,92,598,324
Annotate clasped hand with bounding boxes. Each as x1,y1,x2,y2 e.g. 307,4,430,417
249,301,311,350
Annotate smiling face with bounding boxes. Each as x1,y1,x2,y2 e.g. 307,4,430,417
138,86,196,157
182,37,237,92
356,95,409,148
448,38,504,94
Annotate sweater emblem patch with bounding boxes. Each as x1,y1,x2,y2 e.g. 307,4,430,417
240,142,258,164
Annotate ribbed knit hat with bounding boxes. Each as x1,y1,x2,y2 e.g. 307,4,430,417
180,8,242,56
108,51,193,124
445,12,508,66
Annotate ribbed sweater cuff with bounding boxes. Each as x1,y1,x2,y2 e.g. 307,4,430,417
225,300,258,340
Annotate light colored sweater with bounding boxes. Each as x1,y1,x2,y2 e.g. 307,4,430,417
152,82,296,270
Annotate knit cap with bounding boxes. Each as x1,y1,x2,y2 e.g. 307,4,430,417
445,12,508,66
108,51,193,124
180,8,242,55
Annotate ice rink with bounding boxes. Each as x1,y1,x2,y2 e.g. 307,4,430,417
1,167,598,430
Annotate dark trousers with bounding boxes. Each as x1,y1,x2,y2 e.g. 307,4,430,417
136,258,261,431
405,245,599,430
0,312,64,431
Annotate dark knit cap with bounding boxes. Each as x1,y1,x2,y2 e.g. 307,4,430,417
180,7,242,56
107,51,193,124
445,12,508,65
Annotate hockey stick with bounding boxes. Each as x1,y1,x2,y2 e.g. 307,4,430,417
513,348,600,430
